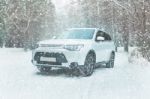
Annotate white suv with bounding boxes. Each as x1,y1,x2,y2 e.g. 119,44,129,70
32,28,115,76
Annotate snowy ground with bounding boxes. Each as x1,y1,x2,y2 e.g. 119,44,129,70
0,48,150,99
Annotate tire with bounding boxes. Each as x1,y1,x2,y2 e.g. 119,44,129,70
106,52,115,68
38,67,52,73
80,53,95,77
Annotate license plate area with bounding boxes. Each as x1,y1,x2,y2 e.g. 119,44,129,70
40,57,56,62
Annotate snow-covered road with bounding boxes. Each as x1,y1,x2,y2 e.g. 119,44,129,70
0,48,150,99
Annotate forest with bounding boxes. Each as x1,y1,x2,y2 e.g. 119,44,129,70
0,0,150,61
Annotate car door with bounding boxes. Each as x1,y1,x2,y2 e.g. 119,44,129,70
93,31,113,63
102,32,115,61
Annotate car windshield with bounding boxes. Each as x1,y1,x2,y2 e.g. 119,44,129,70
57,29,95,39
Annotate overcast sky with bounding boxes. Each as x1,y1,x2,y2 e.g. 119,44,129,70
52,0,71,9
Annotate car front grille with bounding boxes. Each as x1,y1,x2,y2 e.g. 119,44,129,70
34,52,67,65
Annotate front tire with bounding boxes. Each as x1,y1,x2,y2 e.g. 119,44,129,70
80,53,95,77
106,52,115,68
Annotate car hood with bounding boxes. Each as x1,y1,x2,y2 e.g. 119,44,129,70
38,39,92,45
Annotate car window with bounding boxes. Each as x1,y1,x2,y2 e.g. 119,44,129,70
95,31,111,41
103,32,111,41
57,29,95,39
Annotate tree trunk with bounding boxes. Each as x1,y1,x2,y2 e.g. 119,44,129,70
122,9,129,52
124,40,129,52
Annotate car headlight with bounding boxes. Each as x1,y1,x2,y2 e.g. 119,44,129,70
38,44,44,47
63,45,84,51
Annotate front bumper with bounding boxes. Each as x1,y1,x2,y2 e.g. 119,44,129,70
32,47,88,68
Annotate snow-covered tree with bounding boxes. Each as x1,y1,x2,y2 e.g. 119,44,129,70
0,0,56,49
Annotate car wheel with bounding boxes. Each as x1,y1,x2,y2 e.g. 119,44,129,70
106,52,115,68
38,67,52,73
80,53,95,76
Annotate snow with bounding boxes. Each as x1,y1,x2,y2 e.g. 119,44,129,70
52,0,71,12
0,48,150,99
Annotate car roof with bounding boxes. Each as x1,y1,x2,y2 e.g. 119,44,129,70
66,28,109,34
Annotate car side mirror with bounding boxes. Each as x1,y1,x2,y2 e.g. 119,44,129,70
96,36,105,41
